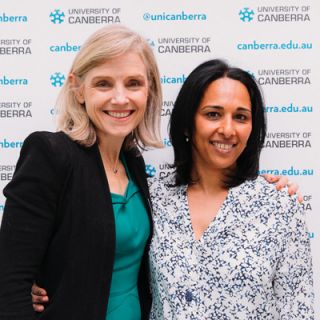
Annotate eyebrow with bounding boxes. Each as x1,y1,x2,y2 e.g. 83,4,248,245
91,74,147,81
203,105,251,113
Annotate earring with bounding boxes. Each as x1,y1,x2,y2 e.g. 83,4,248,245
185,136,189,142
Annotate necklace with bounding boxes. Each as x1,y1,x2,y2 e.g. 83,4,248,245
112,157,119,174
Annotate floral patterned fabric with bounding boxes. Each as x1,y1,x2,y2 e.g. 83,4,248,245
148,174,314,319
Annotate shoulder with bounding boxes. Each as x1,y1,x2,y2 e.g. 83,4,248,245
234,176,302,223
148,171,180,201
148,172,187,220
4,132,76,196
20,131,77,174
23,131,76,152
148,170,175,190
235,176,297,202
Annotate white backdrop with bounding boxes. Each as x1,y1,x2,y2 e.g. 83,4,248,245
0,0,319,318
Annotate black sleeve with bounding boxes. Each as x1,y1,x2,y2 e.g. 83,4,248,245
0,132,69,319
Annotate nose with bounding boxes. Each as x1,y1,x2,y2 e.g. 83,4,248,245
110,86,129,105
218,117,235,138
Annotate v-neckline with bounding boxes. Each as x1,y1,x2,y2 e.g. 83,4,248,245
184,185,231,242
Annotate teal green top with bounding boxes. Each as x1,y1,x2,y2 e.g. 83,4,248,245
106,157,150,320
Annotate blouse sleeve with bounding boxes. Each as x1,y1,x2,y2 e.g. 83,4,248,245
273,199,314,319
0,132,69,319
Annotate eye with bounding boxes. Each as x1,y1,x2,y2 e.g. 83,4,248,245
206,111,220,119
235,113,249,121
95,80,111,87
127,79,143,88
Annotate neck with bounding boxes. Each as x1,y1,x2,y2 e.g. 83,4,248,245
98,137,124,174
190,164,227,194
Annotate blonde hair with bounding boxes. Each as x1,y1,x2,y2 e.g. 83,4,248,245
56,24,163,149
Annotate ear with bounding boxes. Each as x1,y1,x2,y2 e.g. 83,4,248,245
69,73,84,104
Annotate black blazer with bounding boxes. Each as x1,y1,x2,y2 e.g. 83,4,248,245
0,131,152,319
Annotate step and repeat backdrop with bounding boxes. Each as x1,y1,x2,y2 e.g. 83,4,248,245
1,0,319,317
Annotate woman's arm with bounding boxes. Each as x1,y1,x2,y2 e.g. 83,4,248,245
0,132,67,319
273,201,314,318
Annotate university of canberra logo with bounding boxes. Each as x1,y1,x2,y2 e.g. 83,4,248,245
238,6,310,23
48,8,121,24
50,72,65,87
239,7,255,22
147,39,156,48
145,164,156,177
49,9,65,24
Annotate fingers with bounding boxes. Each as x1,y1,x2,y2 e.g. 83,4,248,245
297,191,303,203
262,174,280,183
276,179,303,203
31,283,49,310
31,292,48,303
262,174,303,203
275,176,288,191
33,303,45,312
287,181,297,195
287,181,303,204
32,283,47,296
31,287,48,312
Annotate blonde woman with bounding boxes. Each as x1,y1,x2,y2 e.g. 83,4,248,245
0,25,162,320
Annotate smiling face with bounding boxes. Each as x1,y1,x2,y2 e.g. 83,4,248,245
74,52,149,145
192,77,252,175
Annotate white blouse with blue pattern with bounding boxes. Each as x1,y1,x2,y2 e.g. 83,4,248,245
148,174,314,319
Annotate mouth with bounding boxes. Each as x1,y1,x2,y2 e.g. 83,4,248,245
103,110,134,119
209,141,236,152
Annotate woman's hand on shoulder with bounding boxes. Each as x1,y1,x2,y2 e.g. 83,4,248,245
262,174,303,203
31,283,48,312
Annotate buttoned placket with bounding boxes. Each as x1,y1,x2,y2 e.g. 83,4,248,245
183,184,232,319
180,196,208,319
